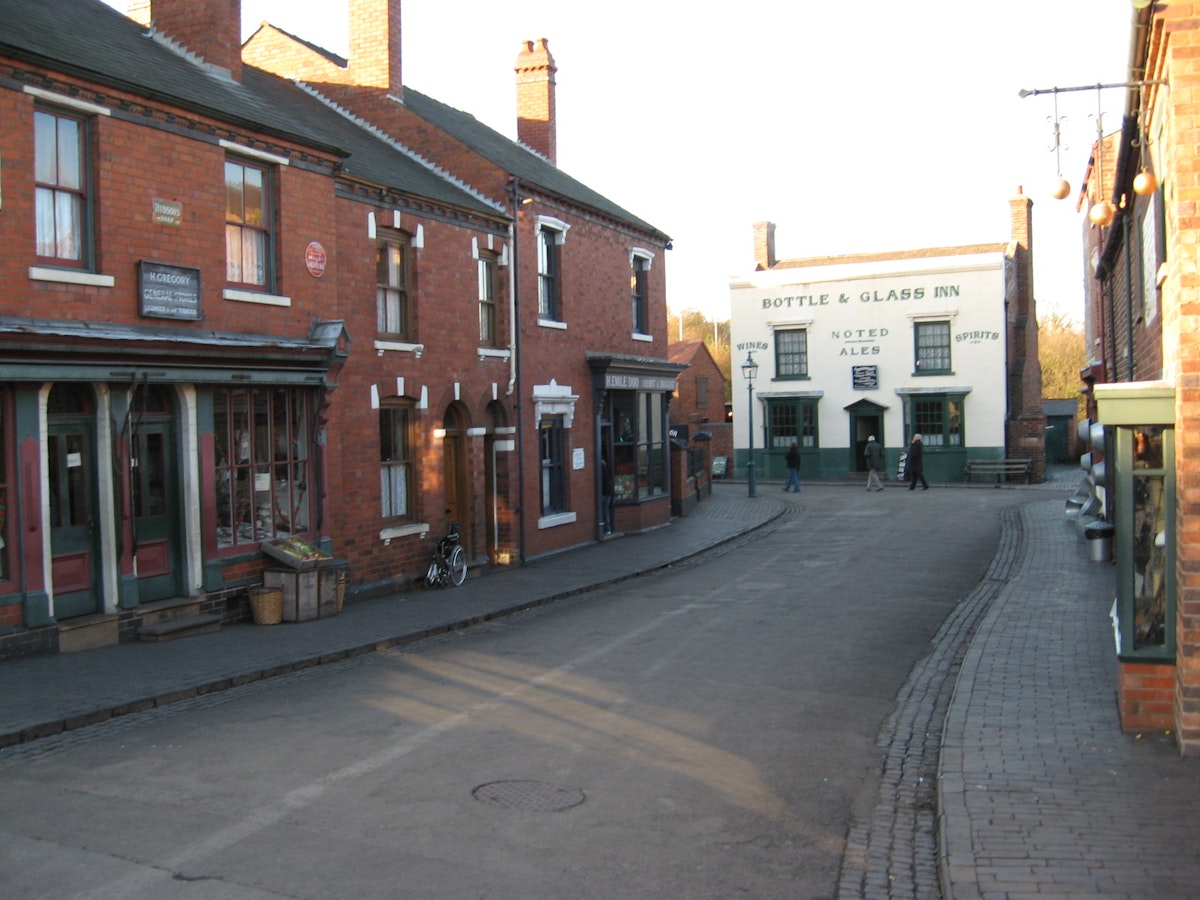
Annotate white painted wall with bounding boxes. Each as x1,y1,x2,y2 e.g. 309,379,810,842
729,251,1010,458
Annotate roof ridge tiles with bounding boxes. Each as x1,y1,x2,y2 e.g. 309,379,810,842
294,81,506,216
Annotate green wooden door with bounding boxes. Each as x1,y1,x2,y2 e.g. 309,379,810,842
133,417,182,602
48,405,100,619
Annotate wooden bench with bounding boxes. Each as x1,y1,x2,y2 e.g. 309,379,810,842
964,458,1033,484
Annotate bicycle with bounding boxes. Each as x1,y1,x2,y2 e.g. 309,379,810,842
424,522,467,588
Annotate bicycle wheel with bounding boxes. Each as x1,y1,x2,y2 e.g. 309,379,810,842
448,545,467,586
424,559,441,588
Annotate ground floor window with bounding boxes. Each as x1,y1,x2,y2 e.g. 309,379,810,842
213,387,313,549
0,387,10,581
767,399,818,449
540,414,567,514
610,391,666,500
911,395,964,447
380,403,414,520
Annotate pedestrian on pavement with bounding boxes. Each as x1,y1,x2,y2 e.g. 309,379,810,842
864,435,885,491
907,432,929,490
783,441,801,492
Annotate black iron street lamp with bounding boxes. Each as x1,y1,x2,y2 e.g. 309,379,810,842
741,352,758,497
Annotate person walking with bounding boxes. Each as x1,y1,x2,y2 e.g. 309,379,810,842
906,432,929,490
864,435,885,491
783,440,802,492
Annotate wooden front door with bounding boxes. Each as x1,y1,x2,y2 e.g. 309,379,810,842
48,385,100,619
131,386,183,602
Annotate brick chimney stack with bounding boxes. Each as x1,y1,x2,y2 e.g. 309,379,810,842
126,0,151,26
753,221,776,271
516,39,557,164
350,0,403,96
147,0,243,82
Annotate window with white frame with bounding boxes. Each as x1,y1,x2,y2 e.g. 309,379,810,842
539,414,566,514
478,251,497,345
536,216,569,321
379,402,414,519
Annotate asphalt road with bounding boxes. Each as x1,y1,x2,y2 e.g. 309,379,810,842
0,485,1031,899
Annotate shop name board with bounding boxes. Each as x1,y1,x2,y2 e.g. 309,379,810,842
956,330,1001,343
138,261,202,321
757,284,961,309
603,374,677,391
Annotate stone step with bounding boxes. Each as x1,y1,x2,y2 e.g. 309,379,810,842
138,613,223,643
58,614,120,653
137,597,203,628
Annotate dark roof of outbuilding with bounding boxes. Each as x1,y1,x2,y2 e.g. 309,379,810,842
0,0,504,219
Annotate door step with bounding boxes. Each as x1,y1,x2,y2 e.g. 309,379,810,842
138,613,223,642
137,596,203,627
58,614,120,653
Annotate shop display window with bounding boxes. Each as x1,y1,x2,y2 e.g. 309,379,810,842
213,387,313,549
1115,424,1175,658
611,392,666,501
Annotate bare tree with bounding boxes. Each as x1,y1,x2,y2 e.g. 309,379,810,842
1038,313,1087,404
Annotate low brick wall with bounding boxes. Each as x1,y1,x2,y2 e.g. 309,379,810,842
1118,661,1175,732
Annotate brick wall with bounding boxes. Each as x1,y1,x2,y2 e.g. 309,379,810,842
1118,661,1176,733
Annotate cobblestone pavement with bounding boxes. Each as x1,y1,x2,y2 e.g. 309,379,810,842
5,469,1200,898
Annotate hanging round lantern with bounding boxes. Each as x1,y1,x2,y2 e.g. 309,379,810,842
1052,176,1071,200
1089,200,1115,227
1133,168,1158,196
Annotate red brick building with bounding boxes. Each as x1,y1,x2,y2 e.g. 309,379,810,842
244,0,681,556
1076,2,1200,753
0,0,675,658
668,340,732,464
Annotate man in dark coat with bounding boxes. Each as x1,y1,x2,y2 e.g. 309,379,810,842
783,441,801,492
864,435,885,491
907,433,929,490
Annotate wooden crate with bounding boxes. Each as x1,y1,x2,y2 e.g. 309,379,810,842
264,566,341,622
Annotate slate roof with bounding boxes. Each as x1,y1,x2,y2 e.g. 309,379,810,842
400,87,670,243
0,0,503,219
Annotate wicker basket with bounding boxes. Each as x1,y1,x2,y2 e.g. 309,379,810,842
248,586,283,625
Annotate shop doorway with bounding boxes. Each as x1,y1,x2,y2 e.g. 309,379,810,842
441,404,470,555
846,400,887,474
130,385,185,603
47,384,101,620
483,401,508,564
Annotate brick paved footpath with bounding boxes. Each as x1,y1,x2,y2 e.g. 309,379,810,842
936,500,1200,899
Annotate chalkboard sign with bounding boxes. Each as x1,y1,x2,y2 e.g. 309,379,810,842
852,365,878,390
138,261,202,321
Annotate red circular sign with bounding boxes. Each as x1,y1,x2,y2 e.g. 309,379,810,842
304,241,327,278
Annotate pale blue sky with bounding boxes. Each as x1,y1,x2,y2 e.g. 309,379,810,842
102,0,1134,323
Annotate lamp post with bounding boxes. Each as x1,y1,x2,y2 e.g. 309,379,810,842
741,352,758,497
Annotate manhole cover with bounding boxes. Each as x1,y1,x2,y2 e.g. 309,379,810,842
472,780,586,812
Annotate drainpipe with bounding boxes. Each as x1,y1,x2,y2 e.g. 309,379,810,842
506,178,527,563
1124,212,1136,381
